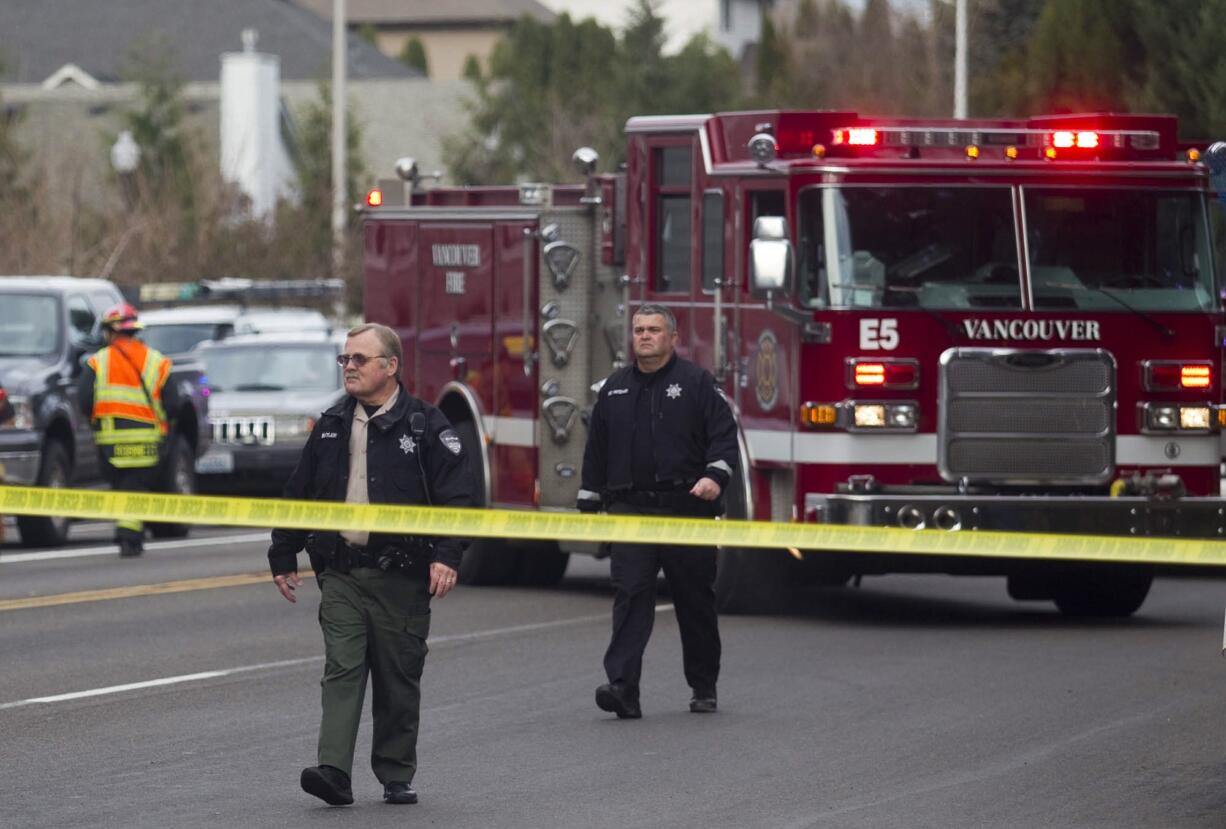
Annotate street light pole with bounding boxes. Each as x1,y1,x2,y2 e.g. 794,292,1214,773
953,0,968,119
331,0,347,278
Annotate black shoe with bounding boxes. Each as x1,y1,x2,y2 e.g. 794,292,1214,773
383,782,419,804
689,690,717,713
117,538,142,558
595,682,642,719
300,765,353,806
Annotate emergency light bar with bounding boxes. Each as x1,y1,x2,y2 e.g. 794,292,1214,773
829,126,1160,151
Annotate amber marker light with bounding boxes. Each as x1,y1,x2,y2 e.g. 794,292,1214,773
1044,147,1058,160
965,145,980,160
1005,146,1019,160
365,188,384,207
1187,148,1202,162
800,402,838,428
812,144,826,158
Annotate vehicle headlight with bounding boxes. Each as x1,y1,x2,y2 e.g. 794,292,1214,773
1,395,35,430
273,415,315,439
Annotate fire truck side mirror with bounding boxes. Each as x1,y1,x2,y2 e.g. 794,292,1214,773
750,216,792,293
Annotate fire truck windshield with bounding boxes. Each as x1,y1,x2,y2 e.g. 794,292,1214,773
798,186,1217,312
1026,189,1216,311
798,186,1021,310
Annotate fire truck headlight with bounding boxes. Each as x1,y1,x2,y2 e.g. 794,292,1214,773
1147,405,1179,430
1179,406,1211,430
853,404,886,428
888,404,917,429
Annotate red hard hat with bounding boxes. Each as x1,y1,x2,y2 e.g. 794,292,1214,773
101,302,143,332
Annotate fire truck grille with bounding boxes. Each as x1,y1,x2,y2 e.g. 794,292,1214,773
939,349,1115,484
212,416,275,446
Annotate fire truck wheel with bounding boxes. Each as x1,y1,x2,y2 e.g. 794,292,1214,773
516,541,569,586
17,440,72,548
453,418,519,585
1051,564,1153,618
149,434,194,539
714,547,791,614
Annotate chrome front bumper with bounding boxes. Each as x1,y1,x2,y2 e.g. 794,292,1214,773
807,492,1226,538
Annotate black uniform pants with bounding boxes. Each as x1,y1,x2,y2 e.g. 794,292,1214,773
603,501,721,694
101,462,158,542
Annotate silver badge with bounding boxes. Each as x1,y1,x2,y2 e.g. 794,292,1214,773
666,383,682,399
440,430,463,455
399,434,416,454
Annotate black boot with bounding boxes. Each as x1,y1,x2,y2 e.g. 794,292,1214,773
595,682,642,719
300,765,353,806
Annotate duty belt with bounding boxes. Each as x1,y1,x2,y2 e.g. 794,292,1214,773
613,488,722,517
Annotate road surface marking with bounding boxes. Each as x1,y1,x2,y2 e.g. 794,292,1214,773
0,531,270,565
0,604,673,711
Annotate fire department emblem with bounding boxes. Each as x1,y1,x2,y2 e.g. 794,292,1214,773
666,383,682,400
399,434,416,454
755,330,779,411
440,430,463,455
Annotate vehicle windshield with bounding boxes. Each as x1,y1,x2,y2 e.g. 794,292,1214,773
203,344,340,392
1026,189,1216,311
142,323,231,355
0,295,60,355
798,186,1021,309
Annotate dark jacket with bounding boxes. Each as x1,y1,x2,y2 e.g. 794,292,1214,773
578,354,738,514
267,385,477,578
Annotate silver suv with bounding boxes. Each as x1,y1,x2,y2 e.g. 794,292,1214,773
192,332,344,492
141,305,332,358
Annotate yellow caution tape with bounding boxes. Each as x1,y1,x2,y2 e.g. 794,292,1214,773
1,484,1226,567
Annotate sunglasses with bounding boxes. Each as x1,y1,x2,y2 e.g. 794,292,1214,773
336,353,387,368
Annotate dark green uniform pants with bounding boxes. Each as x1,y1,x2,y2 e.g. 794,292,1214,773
316,568,431,783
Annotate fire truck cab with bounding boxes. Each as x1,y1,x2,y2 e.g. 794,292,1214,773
363,111,1226,616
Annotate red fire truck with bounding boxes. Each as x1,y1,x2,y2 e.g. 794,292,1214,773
361,111,1226,616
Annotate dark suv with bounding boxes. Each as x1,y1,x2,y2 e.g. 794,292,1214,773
0,276,210,546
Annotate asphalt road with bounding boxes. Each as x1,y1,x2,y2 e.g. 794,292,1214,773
3,522,1226,829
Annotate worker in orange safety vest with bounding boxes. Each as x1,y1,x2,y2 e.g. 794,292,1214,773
78,302,180,557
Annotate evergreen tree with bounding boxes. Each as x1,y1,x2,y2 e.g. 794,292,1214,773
400,36,429,76
1025,0,1134,113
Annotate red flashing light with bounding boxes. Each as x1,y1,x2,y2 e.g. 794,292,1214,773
833,128,880,147
366,188,384,207
1049,130,1100,149
854,362,886,386
1182,365,1211,388
849,359,918,389
1145,361,1212,391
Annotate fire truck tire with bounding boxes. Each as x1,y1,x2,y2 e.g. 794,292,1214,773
1051,565,1153,618
715,546,791,614
17,440,72,548
516,541,570,586
149,434,195,539
453,418,519,586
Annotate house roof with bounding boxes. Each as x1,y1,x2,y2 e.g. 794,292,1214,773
293,0,555,26
0,0,418,85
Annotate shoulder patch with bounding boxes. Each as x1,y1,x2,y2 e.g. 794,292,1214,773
439,429,463,455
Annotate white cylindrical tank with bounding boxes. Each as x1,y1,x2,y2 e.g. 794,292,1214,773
220,29,295,219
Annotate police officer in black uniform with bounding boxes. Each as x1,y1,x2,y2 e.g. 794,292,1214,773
268,323,476,806
578,304,738,718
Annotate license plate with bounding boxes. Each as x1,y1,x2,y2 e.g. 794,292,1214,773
195,449,234,474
